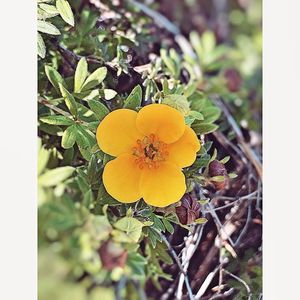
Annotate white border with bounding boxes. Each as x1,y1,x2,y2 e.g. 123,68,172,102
264,0,300,299
0,0,300,299
0,1,37,299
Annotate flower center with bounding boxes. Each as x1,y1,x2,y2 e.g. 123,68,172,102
132,134,169,169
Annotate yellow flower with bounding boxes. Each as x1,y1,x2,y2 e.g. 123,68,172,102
96,104,200,207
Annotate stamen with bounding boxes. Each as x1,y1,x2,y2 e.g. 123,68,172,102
132,134,169,169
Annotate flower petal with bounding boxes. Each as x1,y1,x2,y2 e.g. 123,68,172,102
136,104,185,144
96,109,142,157
167,125,201,168
140,162,186,207
103,154,142,203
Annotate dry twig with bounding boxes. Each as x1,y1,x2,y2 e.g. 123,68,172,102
159,232,195,300
223,269,252,300
214,98,262,179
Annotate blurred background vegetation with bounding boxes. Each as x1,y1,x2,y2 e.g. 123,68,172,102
38,0,262,299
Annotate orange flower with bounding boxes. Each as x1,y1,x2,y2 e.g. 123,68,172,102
96,104,200,207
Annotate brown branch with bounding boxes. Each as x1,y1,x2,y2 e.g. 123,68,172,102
191,200,249,290
159,232,195,300
214,98,262,179
38,97,73,119
38,97,89,126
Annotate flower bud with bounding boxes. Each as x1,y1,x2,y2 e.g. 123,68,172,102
208,160,229,190
175,194,201,225
98,240,128,270
224,68,242,92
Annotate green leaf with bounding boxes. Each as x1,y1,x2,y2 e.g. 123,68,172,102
202,30,216,56
37,20,61,35
169,48,181,65
88,215,112,241
40,115,74,125
189,110,204,120
194,218,208,224
39,3,58,13
151,214,165,232
114,217,144,243
83,189,94,208
74,124,96,149
143,221,154,227
87,154,101,185
220,156,230,164
56,0,74,26
39,123,62,135
156,242,173,264
192,123,219,135
205,45,229,66
74,57,88,93
199,141,213,154
104,89,117,100
74,128,90,149
37,33,46,59
189,91,207,111
76,102,98,123
185,115,195,126
210,175,225,182
198,199,210,205
97,184,121,206
127,252,147,278
81,67,107,91
201,107,221,123
228,173,238,179
147,227,162,248
44,65,66,92
80,9,98,35
123,85,142,110
38,146,50,176
103,153,113,166
38,5,59,19
162,218,174,234
73,90,97,100
45,196,81,230
89,288,115,300
210,148,218,162
76,169,89,194
163,94,190,115
184,82,197,98
128,252,147,265
86,121,100,131
190,31,203,62
58,83,77,117
62,147,74,165
78,146,92,161
39,4,59,17
39,166,74,187
160,49,178,78
77,125,96,145
162,78,170,94
88,100,109,120
61,125,76,149
193,153,211,169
